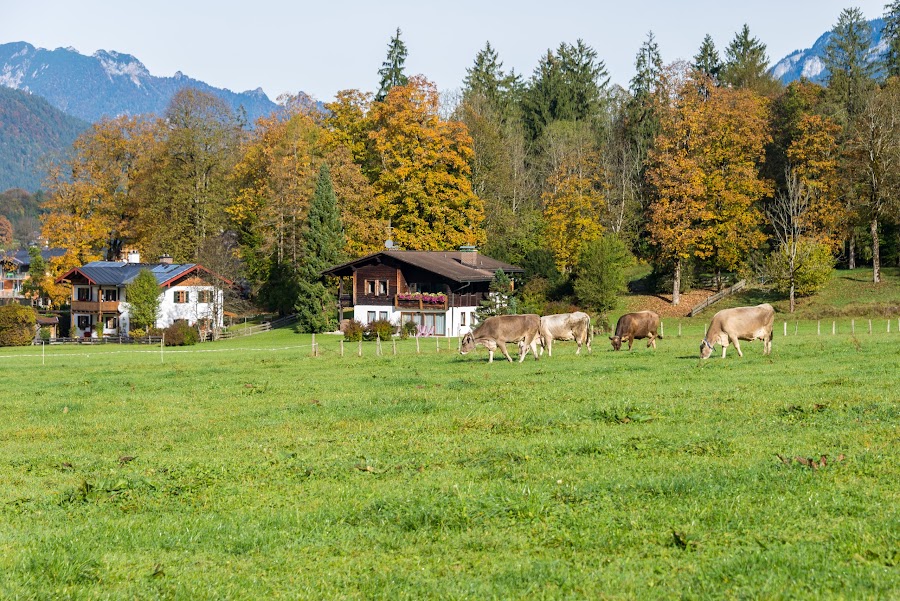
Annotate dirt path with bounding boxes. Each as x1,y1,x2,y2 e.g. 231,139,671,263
622,288,719,318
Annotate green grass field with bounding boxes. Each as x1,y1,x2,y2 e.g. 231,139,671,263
1,322,898,599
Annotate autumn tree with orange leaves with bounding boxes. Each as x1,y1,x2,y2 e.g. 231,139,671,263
647,67,771,304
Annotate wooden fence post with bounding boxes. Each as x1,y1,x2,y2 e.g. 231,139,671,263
783,322,787,336
416,336,420,354
311,333,316,357
794,321,798,335
660,321,664,338
817,320,820,336
376,334,382,356
340,339,344,358
868,319,872,334
833,321,836,335
852,319,855,334
358,339,362,357
392,339,397,355
678,323,682,338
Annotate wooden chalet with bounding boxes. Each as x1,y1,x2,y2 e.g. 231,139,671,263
322,246,523,337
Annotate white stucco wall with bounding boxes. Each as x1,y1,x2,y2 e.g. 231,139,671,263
353,304,479,337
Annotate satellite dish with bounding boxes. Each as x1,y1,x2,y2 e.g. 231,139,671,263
385,239,394,249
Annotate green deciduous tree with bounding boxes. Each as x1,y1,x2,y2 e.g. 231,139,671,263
125,268,161,331
573,234,630,321
0,304,35,346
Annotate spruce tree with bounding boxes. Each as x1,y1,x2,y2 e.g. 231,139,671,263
884,1,900,77
476,269,516,322
824,8,876,121
694,34,722,85
295,164,346,332
627,31,664,147
376,28,409,102
463,41,524,120
721,24,779,94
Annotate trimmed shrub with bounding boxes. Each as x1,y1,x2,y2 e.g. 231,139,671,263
342,319,364,342
0,304,36,346
162,320,199,346
129,327,146,339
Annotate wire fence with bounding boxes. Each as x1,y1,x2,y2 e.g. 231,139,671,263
2,317,899,365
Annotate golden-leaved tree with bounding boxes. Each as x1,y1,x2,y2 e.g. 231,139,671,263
368,76,485,250
540,121,607,272
647,66,771,303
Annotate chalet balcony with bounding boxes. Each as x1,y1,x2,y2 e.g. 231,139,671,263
71,300,121,313
394,293,448,311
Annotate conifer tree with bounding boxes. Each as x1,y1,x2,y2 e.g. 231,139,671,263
376,28,409,102
125,269,161,331
476,269,515,321
463,41,524,120
295,164,345,332
694,34,722,90
627,32,665,149
721,24,779,94
884,1,900,77
824,7,876,122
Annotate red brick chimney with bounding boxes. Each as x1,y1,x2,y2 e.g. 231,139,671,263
459,245,477,267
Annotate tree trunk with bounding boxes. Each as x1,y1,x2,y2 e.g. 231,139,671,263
789,254,796,313
672,259,682,306
871,217,880,284
848,233,856,270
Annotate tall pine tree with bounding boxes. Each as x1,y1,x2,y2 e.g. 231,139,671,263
884,1,900,77
376,28,409,102
721,24,780,95
295,163,346,332
824,7,876,122
694,34,722,92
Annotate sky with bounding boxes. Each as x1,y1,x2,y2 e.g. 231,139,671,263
0,1,892,102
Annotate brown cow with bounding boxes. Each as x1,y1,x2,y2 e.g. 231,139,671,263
610,311,661,351
700,303,774,359
460,314,541,363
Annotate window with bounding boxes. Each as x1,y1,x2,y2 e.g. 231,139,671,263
460,312,466,326
197,290,213,304
103,289,118,302
77,315,91,329
379,311,388,321
367,311,376,323
378,280,388,296
365,280,388,296
174,290,189,303
104,317,118,329
77,287,91,301
365,280,375,295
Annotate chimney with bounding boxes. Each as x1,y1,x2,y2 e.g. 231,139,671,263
126,250,141,264
459,245,478,267
159,254,173,265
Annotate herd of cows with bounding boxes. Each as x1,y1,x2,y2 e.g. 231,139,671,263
459,303,776,362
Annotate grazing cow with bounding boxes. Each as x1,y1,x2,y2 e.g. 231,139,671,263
459,314,541,363
538,312,592,356
700,303,775,359
610,311,662,351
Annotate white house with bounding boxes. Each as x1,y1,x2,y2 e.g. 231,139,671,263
57,253,227,338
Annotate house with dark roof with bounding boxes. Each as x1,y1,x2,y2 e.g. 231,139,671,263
322,246,523,337
1,247,67,302
56,252,227,338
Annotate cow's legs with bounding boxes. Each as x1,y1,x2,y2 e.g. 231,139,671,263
528,337,540,361
730,335,743,357
627,335,634,351
764,334,772,355
648,333,657,349
497,341,514,362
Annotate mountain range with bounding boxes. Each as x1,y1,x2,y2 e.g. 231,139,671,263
0,42,278,123
769,18,886,84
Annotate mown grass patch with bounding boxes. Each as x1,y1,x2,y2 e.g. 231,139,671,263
0,327,898,598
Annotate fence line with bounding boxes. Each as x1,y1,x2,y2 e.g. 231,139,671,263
3,318,899,364
687,280,747,317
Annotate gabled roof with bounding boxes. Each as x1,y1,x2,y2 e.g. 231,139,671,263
56,261,227,287
1,247,67,267
322,250,523,284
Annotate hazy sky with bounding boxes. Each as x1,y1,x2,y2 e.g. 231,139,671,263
1,1,891,102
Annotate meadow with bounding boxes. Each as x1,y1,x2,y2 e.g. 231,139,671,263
0,318,898,599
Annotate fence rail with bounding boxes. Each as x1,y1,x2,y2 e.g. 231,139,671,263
218,314,298,340
688,279,747,317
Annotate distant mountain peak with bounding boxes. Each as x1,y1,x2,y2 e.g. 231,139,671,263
770,17,886,85
0,41,279,123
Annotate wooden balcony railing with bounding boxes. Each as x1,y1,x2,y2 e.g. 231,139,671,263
71,300,121,313
394,295,448,311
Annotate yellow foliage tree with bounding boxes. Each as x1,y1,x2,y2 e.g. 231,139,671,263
368,76,485,250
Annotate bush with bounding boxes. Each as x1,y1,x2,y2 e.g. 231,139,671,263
129,327,146,339
364,319,394,341
401,320,418,339
342,319,364,342
573,235,631,316
0,304,36,346
162,320,199,346
765,241,834,297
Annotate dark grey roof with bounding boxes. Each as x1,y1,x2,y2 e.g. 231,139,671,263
322,250,523,283
1,247,67,266
72,261,198,286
